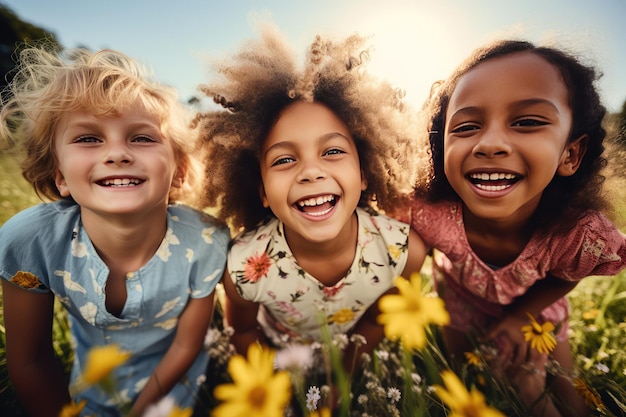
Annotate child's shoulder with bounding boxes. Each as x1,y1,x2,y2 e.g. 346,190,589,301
357,206,409,231
0,200,79,237
167,203,230,244
561,210,626,244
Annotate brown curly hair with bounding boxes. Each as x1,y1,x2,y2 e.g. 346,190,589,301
418,39,610,234
194,26,420,231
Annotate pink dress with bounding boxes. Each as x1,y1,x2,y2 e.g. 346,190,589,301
410,200,626,341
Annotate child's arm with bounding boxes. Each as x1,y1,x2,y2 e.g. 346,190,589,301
221,270,267,354
130,292,215,415
485,274,578,367
403,228,429,277
2,280,71,416
344,229,428,373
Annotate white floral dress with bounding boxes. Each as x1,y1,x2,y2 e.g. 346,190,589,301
227,207,410,345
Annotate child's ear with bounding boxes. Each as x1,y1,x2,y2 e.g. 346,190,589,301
54,169,71,197
259,184,269,208
171,157,188,188
557,134,587,177
171,166,186,188
361,171,367,191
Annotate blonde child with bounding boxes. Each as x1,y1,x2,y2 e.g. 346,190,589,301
195,27,427,375
0,46,229,416
410,39,626,416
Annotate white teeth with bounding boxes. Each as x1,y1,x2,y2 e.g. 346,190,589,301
102,178,140,186
474,183,511,191
305,207,333,217
469,172,515,181
297,195,334,207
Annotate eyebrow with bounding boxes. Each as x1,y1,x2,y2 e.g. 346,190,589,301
449,98,561,119
263,132,352,157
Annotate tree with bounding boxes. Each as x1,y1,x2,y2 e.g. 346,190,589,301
0,3,61,90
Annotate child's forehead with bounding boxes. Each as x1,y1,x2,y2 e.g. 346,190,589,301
449,52,567,106
458,52,559,87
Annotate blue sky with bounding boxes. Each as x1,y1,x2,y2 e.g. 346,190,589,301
3,0,625,112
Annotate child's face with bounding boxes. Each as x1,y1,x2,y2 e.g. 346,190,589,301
54,106,183,218
259,101,366,244
443,51,584,224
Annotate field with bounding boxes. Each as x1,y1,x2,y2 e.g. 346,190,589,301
0,137,625,416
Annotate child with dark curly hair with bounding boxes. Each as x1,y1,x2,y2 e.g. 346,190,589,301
409,39,626,416
194,26,427,373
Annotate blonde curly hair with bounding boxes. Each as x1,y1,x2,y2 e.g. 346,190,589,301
195,26,421,230
0,43,203,206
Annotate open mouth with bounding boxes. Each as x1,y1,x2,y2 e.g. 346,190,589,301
295,194,337,217
97,178,144,187
467,172,520,192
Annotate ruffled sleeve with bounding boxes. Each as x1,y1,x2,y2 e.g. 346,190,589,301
548,211,626,281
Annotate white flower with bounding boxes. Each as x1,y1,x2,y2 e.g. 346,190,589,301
306,386,321,411
411,372,422,385
595,363,610,373
204,327,223,348
357,394,368,404
143,396,176,417
376,350,389,361
333,333,349,350
274,344,314,370
387,387,401,403
350,333,367,345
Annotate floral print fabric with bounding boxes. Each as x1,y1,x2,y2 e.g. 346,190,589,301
228,208,410,345
409,199,626,341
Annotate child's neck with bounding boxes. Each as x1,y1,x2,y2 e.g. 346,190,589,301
463,209,533,267
285,214,358,287
80,208,168,272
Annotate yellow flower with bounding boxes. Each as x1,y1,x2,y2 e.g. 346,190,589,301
309,408,332,417
434,370,505,417
573,377,607,413
59,400,87,417
82,344,132,385
521,313,557,355
168,406,193,417
464,351,483,367
582,308,600,320
377,273,449,350
212,344,291,417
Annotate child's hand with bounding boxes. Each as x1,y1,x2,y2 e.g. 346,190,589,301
483,314,530,369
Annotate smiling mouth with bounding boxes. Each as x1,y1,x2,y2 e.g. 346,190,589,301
468,172,520,191
296,194,337,216
98,178,144,187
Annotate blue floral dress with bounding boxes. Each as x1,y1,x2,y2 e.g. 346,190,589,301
0,200,229,416
227,207,410,346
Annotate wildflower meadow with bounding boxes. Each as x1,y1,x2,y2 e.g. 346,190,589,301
1,124,626,416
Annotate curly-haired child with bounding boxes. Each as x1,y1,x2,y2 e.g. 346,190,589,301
409,39,626,416
0,45,229,416
194,26,427,375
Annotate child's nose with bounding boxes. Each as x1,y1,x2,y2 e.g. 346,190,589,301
472,129,512,158
104,142,134,165
296,160,326,182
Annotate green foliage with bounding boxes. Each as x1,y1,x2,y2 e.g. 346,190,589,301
0,3,61,90
0,152,40,225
